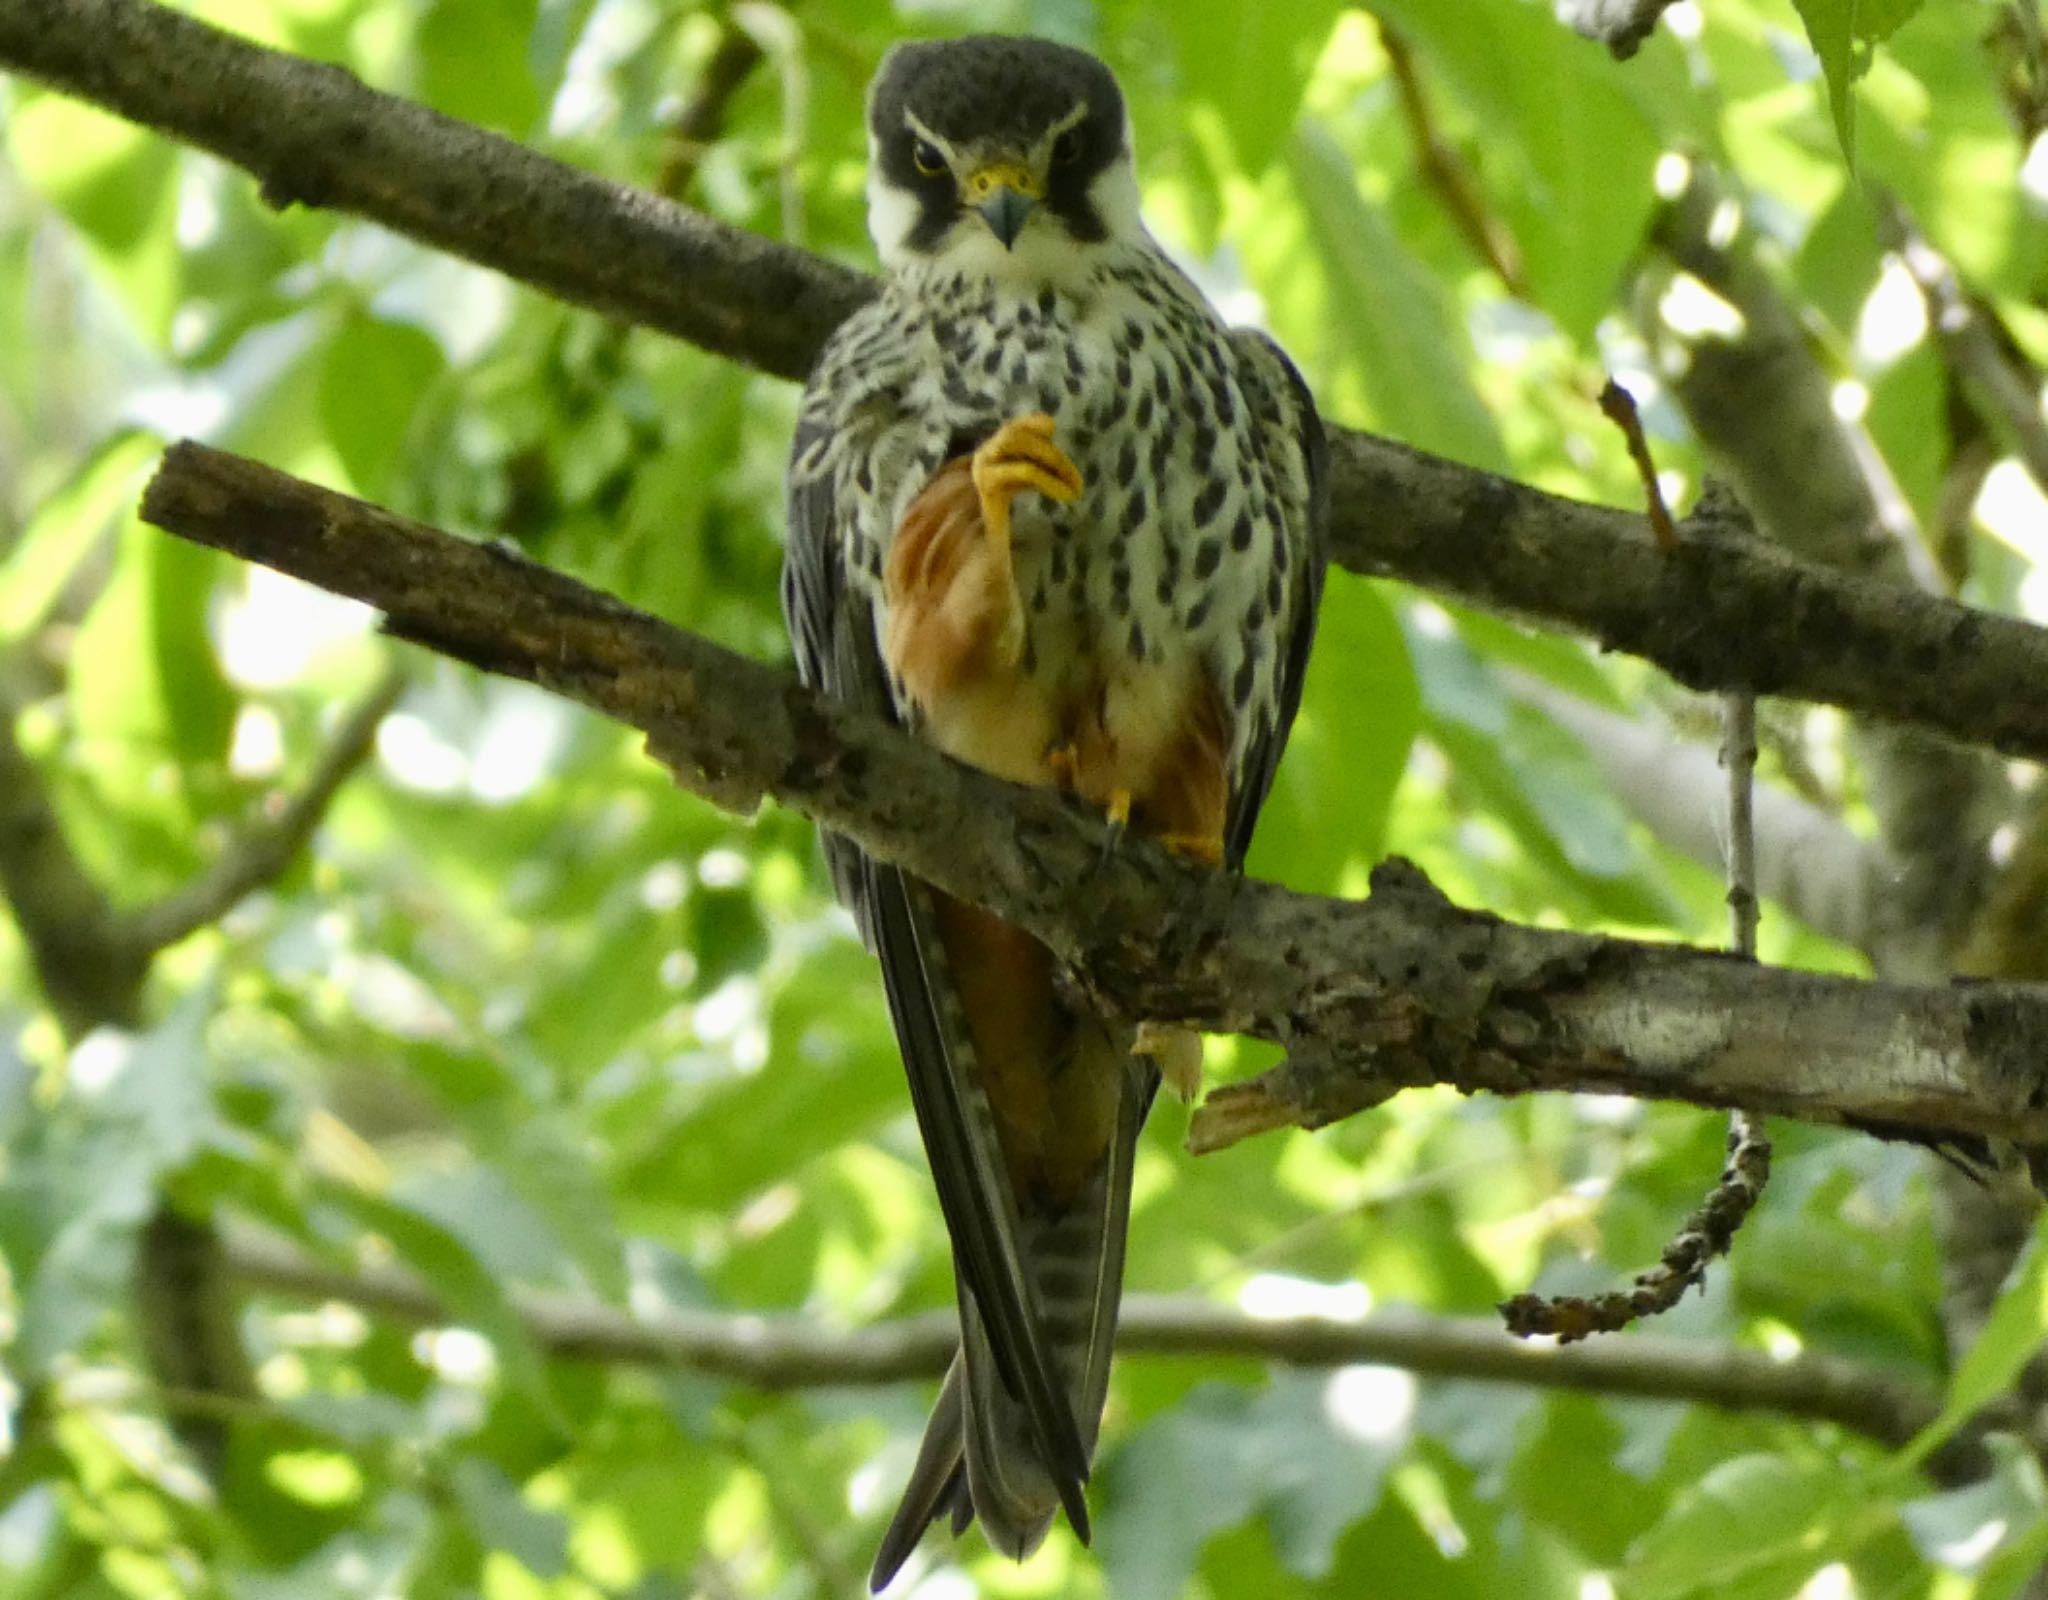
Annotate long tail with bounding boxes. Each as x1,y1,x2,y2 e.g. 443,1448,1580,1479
868,940,1151,1590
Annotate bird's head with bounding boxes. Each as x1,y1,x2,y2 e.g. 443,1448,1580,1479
864,36,1143,285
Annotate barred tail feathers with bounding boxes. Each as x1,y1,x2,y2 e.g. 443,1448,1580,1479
867,879,1149,1589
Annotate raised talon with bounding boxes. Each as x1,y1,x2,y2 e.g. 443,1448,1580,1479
1098,787,1133,867
972,414,1084,559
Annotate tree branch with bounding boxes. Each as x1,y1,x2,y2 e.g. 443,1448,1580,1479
1513,674,1889,953
656,19,767,202
0,0,866,382
13,0,2048,763
220,1224,1973,1468
137,442,2048,1154
0,665,145,1033
1644,167,2003,978
1878,193,2048,501
122,666,403,955
1380,24,1527,295
0,662,256,1471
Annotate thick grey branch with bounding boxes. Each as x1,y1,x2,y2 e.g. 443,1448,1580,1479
221,1225,1959,1462
12,0,2048,763
138,442,2048,1152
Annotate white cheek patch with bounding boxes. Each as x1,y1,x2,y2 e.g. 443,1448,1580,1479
1087,159,1144,244
866,139,924,269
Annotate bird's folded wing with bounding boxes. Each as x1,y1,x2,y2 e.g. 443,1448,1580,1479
781,419,1087,1497
861,856,1091,1497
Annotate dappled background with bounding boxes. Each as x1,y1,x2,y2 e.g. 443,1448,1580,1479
3,0,2048,1595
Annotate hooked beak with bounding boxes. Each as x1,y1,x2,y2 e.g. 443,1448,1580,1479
965,161,1042,250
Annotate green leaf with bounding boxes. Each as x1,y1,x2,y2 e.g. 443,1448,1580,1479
447,1459,569,1579
1247,575,1417,895
0,435,158,643
11,996,217,1377
1900,1438,2045,1575
682,885,770,997
1098,1373,1394,1599
1977,1513,2048,1600
1289,122,1509,471
414,0,543,133
318,317,446,499
1369,0,1667,339
474,1112,627,1300
1791,0,1928,157
71,516,235,772
1620,1452,1852,1597
1162,0,1344,174
1902,1212,2048,1469
5,91,182,338
335,1189,564,1426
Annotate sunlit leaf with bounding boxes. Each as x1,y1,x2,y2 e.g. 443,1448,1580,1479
1903,1213,2048,1470
0,434,158,643
1290,122,1508,470
1790,0,1928,157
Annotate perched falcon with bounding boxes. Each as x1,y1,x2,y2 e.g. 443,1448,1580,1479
781,35,1327,1588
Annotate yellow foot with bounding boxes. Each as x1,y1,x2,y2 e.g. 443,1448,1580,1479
1096,787,1134,867
1045,740,1080,790
1156,831,1225,868
1135,1022,1204,1102
972,414,1084,558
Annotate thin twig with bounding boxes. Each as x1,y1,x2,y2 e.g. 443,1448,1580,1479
123,664,404,955
1724,695,1761,957
1504,414,1772,1342
1598,379,1680,550
1379,24,1527,296
656,20,766,202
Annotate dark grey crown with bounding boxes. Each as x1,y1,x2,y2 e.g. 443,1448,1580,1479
868,36,1124,157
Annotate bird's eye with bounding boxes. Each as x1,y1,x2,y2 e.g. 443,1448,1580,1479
1053,129,1083,167
912,139,945,177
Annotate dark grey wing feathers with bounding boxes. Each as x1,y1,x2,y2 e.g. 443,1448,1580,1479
861,860,1088,1483
782,421,880,939
781,412,1086,1504
1223,329,1329,867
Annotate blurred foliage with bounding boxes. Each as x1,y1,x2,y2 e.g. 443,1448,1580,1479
2,0,2048,1597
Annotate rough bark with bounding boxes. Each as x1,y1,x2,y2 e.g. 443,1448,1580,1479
139,442,2048,1154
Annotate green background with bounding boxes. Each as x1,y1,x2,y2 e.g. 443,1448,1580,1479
3,0,2047,1596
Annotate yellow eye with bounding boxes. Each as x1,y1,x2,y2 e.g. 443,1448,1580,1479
912,140,945,177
